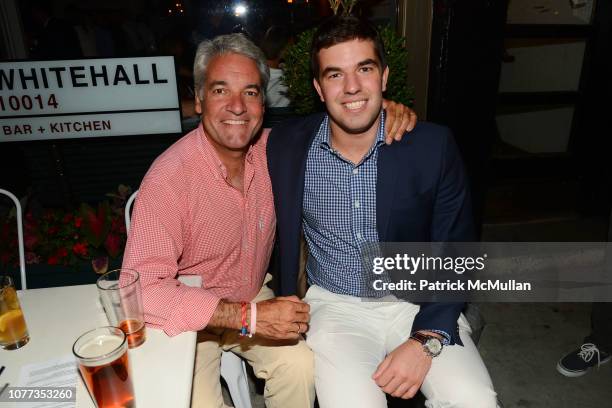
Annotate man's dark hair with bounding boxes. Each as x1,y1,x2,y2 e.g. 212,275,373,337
260,26,290,61
311,15,386,78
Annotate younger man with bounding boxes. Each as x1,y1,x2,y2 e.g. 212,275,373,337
268,16,498,407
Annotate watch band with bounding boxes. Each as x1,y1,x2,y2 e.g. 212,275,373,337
410,332,443,358
410,331,431,344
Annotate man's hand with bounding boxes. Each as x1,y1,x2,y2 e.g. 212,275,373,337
372,339,432,399
382,99,417,144
256,296,310,340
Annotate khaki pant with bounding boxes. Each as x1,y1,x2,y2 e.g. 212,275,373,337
191,276,315,408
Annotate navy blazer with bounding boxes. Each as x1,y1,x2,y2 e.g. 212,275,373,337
267,113,474,345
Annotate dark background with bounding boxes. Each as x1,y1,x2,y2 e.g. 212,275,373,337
1,0,610,234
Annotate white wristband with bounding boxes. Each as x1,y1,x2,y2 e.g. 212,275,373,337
250,302,257,335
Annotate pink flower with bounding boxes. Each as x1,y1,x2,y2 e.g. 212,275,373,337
72,242,88,256
24,233,38,250
25,252,40,264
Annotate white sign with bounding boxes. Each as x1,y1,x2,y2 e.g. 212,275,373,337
0,56,182,142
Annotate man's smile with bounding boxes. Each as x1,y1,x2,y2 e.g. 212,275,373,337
342,99,367,111
221,119,249,125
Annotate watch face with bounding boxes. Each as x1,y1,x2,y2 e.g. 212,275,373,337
425,338,443,355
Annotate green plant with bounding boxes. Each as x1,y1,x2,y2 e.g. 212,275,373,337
282,24,414,115
379,25,414,108
282,28,319,115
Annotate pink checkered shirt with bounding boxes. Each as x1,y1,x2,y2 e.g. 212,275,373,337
122,124,275,336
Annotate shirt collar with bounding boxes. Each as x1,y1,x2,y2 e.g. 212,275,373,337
317,110,386,155
196,123,254,180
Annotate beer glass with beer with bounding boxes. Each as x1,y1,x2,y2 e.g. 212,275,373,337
0,275,29,350
96,269,146,348
73,326,135,408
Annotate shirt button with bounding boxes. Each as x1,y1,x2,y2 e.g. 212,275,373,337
354,201,360,208
356,232,362,239
352,168,358,175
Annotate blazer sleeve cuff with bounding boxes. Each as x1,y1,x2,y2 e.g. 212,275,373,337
411,302,465,346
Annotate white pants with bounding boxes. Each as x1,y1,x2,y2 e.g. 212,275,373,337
304,285,498,408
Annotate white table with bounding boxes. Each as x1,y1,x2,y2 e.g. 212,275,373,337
0,284,196,407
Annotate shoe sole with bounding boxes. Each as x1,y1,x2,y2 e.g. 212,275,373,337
556,355,612,377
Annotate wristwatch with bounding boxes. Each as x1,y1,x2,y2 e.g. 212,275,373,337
410,332,443,358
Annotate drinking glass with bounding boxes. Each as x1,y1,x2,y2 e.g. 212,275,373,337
73,326,135,408
96,269,146,348
0,275,29,350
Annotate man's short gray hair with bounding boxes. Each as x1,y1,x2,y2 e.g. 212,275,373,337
193,33,270,102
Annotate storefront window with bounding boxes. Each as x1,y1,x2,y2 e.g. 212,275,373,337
3,0,395,116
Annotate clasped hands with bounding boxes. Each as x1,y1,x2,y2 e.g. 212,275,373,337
256,296,310,340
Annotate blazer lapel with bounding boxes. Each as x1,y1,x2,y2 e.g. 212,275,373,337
376,144,401,241
287,122,318,228
280,113,323,293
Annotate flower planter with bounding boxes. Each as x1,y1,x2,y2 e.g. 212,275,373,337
2,257,122,290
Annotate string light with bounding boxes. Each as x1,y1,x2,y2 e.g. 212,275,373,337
167,0,184,16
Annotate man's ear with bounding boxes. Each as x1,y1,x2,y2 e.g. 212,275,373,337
195,95,202,115
382,66,389,93
313,78,325,102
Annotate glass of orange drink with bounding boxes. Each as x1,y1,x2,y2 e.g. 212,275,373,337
0,275,29,350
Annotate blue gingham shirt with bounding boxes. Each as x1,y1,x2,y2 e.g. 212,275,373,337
303,112,385,297
302,112,452,343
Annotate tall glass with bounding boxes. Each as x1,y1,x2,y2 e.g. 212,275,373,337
73,326,135,408
96,269,146,348
0,275,29,350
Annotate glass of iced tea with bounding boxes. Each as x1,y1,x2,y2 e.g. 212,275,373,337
96,269,146,348
0,275,29,350
73,326,135,408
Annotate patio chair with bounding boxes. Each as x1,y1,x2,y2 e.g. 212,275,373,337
126,190,253,408
0,188,26,289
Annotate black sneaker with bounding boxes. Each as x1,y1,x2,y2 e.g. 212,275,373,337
557,343,611,377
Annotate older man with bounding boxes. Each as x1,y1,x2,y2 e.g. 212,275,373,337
123,33,415,408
